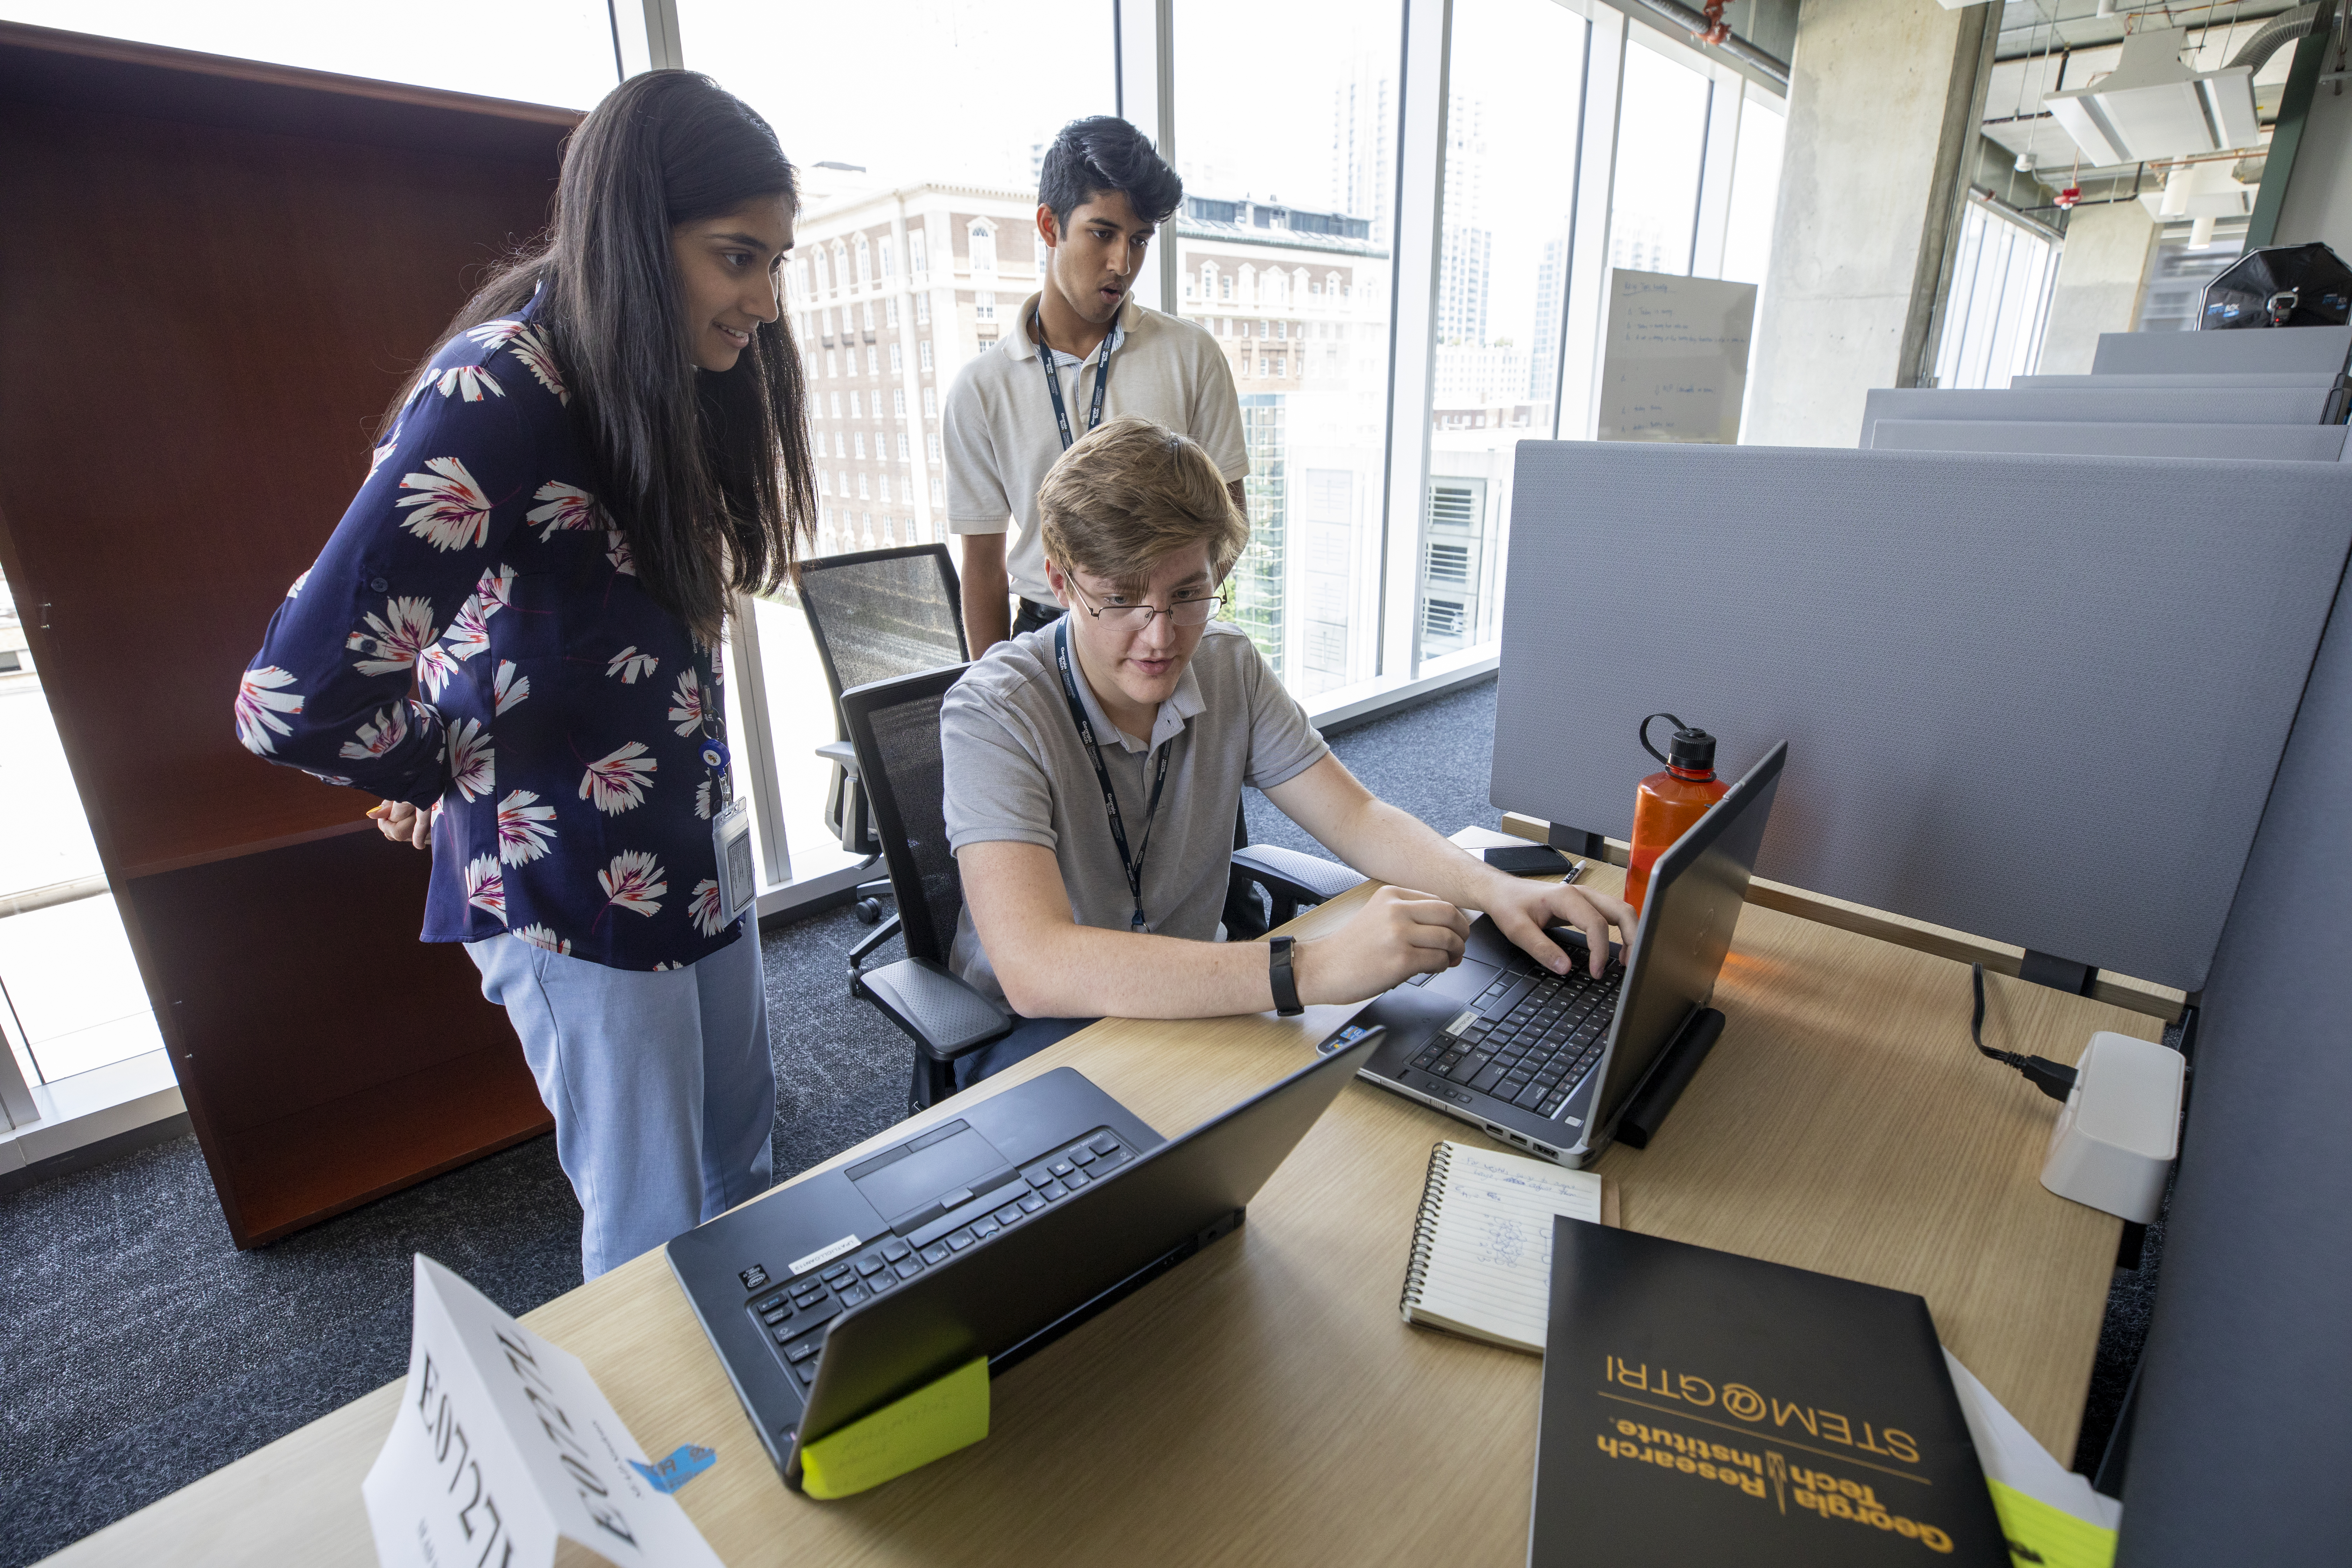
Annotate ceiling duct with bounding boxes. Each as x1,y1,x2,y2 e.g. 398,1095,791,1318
2045,26,2261,166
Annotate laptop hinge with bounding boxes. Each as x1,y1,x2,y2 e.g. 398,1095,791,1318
1610,1007,1727,1150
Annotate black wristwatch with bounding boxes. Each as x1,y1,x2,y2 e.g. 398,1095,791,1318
1268,935,1304,1016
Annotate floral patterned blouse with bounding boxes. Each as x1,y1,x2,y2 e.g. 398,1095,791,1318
236,296,742,971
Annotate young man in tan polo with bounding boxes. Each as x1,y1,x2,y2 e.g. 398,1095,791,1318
941,115,1247,651
940,417,1635,1081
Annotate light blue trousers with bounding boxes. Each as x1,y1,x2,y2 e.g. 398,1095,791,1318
466,923,775,1280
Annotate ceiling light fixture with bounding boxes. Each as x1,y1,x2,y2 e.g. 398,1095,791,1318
2045,26,2260,166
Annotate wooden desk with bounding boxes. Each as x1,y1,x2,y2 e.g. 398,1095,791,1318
50,863,2150,1566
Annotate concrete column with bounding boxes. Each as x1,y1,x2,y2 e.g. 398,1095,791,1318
2036,201,2158,376
1744,0,1992,447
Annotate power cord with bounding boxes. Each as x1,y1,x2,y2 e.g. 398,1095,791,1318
1970,962,2080,1102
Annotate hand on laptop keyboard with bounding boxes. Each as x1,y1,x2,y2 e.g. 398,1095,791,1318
1476,872,1637,981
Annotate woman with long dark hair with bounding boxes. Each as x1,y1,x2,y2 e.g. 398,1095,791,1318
234,72,816,1278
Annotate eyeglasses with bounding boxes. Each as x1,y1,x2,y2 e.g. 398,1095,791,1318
1065,578,1226,630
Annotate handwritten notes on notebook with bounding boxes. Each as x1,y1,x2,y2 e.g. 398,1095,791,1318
1399,1142,1609,1353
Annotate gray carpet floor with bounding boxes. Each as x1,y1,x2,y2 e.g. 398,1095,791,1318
0,674,2153,1562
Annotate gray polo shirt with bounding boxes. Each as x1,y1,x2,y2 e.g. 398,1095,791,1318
941,621,1330,1007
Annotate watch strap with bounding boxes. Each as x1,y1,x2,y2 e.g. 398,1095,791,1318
1269,935,1304,1016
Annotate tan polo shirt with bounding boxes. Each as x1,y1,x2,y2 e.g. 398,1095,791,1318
941,291,1248,606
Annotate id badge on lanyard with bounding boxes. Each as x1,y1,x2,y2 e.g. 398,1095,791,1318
712,797,755,924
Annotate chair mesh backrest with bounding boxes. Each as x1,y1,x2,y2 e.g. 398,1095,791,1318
798,547,967,702
841,666,968,967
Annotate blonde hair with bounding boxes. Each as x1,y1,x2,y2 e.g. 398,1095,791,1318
1037,416,1250,590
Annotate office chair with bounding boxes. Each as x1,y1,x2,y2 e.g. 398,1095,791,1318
840,664,1367,1115
797,544,969,983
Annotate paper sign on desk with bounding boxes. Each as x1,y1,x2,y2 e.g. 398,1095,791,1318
362,1254,723,1568
799,1356,990,1499
1943,1349,2121,1568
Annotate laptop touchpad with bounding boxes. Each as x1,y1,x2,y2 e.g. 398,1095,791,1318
1428,958,1498,1002
850,1128,1010,1223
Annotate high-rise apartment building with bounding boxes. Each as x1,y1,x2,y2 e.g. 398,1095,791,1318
1332,63,1393,245
1435,92,1490,347
1528,232,1566,402
782,180,1043,560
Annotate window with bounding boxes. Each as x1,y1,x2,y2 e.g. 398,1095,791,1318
886,297,901,328
849,392,862,419
1220,275,1233,301
927,432,942,462
909,231,928,276
878,237,895,278
897,433,910,460
1933,201,2058,391
862,301,875,331
829,391,842,419
915,294,931,327
858,472,870,499
1422,0,1585,668
867,346,880,374
835,431,847,457
853,430,866,459
888,342,903,373
923,387,938,419
1609,37,1712,280
877,473,891,503
1720,90,1786,286
975,292,997,323
855,233,871,283
892,388,907,416
969,220,998,274
825,350,838,378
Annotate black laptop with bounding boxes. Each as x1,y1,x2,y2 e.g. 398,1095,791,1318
667,1028,1385,1491
1334,742,1786,1168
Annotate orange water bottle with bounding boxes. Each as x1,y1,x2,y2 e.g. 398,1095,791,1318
1625,713,1730,916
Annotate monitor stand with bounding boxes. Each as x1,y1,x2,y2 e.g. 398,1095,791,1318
1612,1008,1727,1149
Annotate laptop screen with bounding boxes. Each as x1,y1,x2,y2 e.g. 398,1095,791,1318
1589,742,1786,1135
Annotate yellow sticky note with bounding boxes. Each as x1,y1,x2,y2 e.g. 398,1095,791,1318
799,1357,990,1500
1988,1479,2118,1568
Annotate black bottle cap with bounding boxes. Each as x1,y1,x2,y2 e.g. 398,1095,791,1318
1640,713,1717,773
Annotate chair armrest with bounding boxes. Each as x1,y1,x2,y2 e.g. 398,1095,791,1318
816,738,858,773
855,957,1014,1062
1231,844,1367,909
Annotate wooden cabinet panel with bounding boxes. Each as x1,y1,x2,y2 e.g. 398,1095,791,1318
0,21,578,1245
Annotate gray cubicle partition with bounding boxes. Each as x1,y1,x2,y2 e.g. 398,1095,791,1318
1861,385,2344,433
2013,371,2347,391
1490,442,2352,992
1864,420,2351,461
2090,323,2352,376
2116,567,2352,1564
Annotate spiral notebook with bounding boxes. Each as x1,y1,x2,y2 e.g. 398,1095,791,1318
1399,1141,1619,1353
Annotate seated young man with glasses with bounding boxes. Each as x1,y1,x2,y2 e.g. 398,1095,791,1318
942,417,1634,1081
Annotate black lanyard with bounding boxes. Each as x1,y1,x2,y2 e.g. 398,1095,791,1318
1035,306,1119,451
1054,618,1169,932
697,641,732,807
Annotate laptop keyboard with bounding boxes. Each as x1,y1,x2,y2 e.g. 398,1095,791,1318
750,1128,1132,1389
1408,961,1624,1120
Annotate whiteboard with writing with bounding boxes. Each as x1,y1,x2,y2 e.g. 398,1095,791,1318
1597,268,1758,444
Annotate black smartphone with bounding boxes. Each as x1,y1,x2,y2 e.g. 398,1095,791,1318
1483,844,1580,877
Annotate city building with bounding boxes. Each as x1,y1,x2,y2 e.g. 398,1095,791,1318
1435,91,1491,348
1174,195,1390,694
782,177,1045,560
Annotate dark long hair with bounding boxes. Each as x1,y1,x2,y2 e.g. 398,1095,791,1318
395,71,815,645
